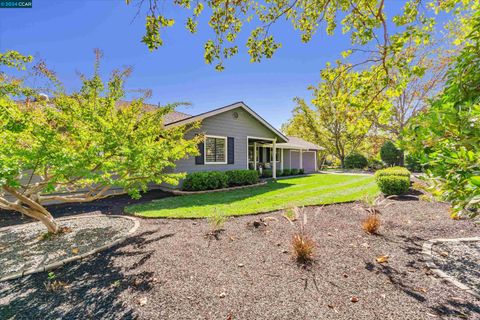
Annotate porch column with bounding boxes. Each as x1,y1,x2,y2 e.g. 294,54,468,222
280,148,284,171
314,151,317,172
272,139,277,179
300,150,303,169
253,142,257,170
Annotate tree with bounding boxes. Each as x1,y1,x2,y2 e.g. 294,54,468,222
0,50,201,233
126,0,476,72
405,11,480,217
284,63,388,168
380,141,402,167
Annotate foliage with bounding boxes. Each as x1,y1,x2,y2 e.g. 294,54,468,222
182,171,228,191
299,169,305,175
282,169,291,176
126,174,379,218
368,158,384,171
289,207,315,264
375,176,410,196
374,166,411,178
380,141,402,167
362,214,381,235
0,50,199,233
262,169,273,178
290,169,299,175
207,209,227,236
125,0,476,73
405,153,424,172
344,153,368,169
287,63,388,168
225,170,259,187
405,11,480,217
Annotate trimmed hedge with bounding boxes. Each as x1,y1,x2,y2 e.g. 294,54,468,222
299,168,305,174
375,176,410,196
291,168,299,175
282,169,291,176
374,167,411,195
344,153,368,169
226,170,259,186
182,171,228,191
374,166,410,178
262,169,273,178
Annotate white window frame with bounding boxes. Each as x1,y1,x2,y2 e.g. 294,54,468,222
204,135,228,165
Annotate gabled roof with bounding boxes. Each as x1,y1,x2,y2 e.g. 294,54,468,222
164,101,289,143
116,101,192,124
277,136,323,150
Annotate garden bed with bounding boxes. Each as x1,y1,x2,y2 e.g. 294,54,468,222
0,214,139,281
1,200,479,319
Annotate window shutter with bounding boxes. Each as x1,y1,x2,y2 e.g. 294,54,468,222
266,148,271,162
259,146,263,162
227,137,234,164
195,142,205,165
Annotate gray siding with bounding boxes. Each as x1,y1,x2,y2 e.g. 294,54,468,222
174,107,277,174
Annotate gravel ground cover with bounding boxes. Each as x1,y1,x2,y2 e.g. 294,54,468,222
432,241,480,297
0,215,137,280
0,199,479,319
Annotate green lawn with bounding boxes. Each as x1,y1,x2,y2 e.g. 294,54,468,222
125,174,379,218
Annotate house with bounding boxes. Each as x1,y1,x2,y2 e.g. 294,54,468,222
163,102,322,180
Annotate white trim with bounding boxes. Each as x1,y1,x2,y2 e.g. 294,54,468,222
247,136,275,142
272,138,277,179
300,150,303,169
165,102,288,142
280,148,284,171
204,135,228,165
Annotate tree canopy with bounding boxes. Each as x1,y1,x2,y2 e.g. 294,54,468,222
0,50,200,233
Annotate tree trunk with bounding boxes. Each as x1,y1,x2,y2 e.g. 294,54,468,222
2,186,60,234
28,208,60,234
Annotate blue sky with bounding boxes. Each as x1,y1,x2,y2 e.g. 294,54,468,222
1,0,407,128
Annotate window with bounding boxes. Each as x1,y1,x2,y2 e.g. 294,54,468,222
205,136,227,164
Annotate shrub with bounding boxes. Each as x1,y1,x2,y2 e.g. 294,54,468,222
292,233,316,264
375,175,410,195
405,153,423,172
225,170,259,186
380,141,402,166
291,168,299,175
276,169,283,177
182,171,228,191
282,169,291,176
344,153,368,169
374,166,411,178
368,158,384,171
299,168,305,174
206,209,227,239
262,169,273,178
361,214,381,234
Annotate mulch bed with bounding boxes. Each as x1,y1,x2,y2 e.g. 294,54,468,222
0,215,137,281
432,240,480,297
0,198,479,319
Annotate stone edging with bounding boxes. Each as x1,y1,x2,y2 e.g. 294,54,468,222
0,213,140,282
160,181,268,195
422,237,480,299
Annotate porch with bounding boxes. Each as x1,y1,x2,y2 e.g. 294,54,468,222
247,136,320,178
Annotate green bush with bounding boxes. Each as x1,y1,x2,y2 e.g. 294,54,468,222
374,166,411,178
291,168,299,175
380,141,402,166
262,169,273,178
299,168,305,174
368,158,384,171
276,169,283,177
375,175,410,196
405,153,423,172
344,153,368,169
182,171,228,191
225,170,259,186
282,169,291,176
